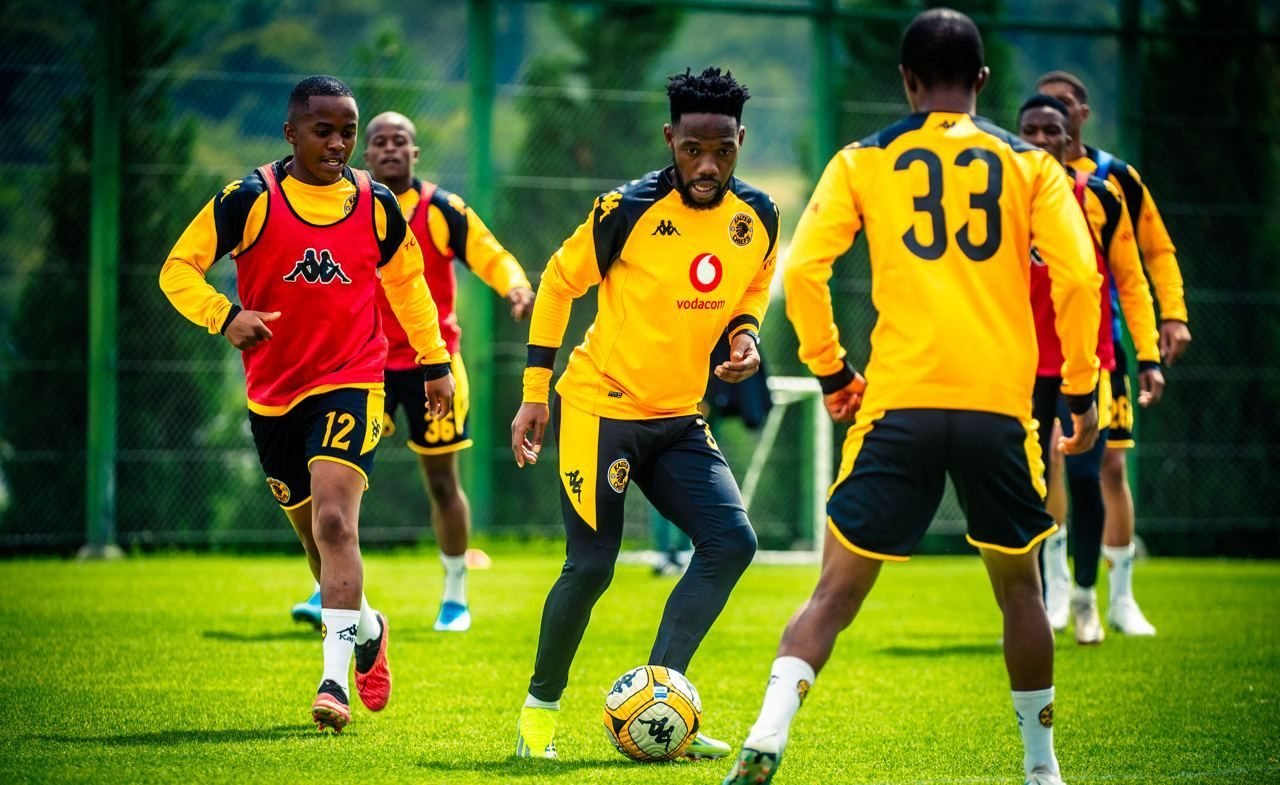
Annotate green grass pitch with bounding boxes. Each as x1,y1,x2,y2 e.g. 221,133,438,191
1,550,1276,784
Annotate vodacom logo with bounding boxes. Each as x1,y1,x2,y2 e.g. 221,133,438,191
689,253,723,293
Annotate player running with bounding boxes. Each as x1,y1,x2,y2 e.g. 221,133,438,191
1018,94,1164,643
511,67,777,762
160,76,454,733
290,111,533,633
725,11,1101,785
1036,70,1191,636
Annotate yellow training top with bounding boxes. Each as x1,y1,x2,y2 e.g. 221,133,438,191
1070,147,1187,323
524,167,778,420
785,112,1101,420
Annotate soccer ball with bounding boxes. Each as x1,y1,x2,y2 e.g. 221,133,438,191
603,665,702,761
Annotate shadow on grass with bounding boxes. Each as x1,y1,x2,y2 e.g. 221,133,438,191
36,725,314,746
202,630,316,643
417,757,698,777
877,642,1000,657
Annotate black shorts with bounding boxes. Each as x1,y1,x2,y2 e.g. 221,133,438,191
248,387,384,509
827,408,1053,561
552,394,752,551
1108,344,1135,448
383,354,472,455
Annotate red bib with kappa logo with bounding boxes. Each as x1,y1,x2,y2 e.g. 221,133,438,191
233,163,387,411
379,181,461,368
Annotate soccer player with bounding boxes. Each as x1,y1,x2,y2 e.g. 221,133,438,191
1036,70,1190,636
290,111,533,633
510,67,778,761
724,11,1101,785
159,76,455,733
1018,95,1164,643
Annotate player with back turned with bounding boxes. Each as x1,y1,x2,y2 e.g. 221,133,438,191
1036,70,1189,636
159,76,454,733
724,10,1101,785
510,67,779,762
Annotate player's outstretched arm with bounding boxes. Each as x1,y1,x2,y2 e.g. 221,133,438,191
434,191,536,321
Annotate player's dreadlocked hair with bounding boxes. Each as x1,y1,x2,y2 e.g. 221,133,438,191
667,67,750,125
288,75,354,118
1018,94,1071,124
900,9,985,89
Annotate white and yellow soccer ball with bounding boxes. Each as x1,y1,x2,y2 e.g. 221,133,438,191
603,665,702,761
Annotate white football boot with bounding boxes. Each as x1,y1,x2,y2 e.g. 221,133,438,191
1071,588,1105,645
1108,596,1157,636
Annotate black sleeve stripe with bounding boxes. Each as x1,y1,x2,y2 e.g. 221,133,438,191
591,170,668,278
430,187,471,264
212,170,267,260
1109,162,1146,226
527,344,557,369
728,315,760,334
371,181,407,267
1089,179,1123,255
972,116,1040,153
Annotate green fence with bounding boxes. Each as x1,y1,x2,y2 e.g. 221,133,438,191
0,0,1276,554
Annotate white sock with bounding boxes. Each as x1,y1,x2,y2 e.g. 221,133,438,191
441,552,467,606
1013,687,1059,775
746,656,816,748
1072,585,1096,604
356,594,381,645
320,608,360,695
1043,527,1071,585
524,693,560,711
1103,542,1136,604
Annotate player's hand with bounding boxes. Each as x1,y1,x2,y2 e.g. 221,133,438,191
1058,404,1100,456
423,373,456,420
1138,367,1165,407
823,372,867,423
713,333,761,383
506,287,535,321
511,402,550,468
1159,320,1191,365
224,310,281,351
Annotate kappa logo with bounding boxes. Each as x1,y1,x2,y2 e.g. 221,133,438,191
689,253,723,293
266,477,291,504
939,119,957,129
370,418,382,441
336,623,358,644
284,248,352,285
219,180,242,202
608,458,630,494
596,191,622,219
564,469,585,503
729,212,754,247
1039,702,1054,728
651,219,681,237
637,715,675,750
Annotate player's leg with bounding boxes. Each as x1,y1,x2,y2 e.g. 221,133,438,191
1033,377,1071,630
726,410,945,785
517,395,651,759
302,388,390,730
950,411,1062,784
638,415,757,759
1100,365,1155,635
398,356,477,631
1055,392,1109,645
285,503,324,628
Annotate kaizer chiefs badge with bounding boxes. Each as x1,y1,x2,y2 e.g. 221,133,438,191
729,212,754,247
266,477,291,504
1039,702,1054,728
608,458,631,494
344,193,357,216
797,679,811,705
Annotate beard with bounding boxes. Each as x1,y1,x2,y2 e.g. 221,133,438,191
671,160,731,211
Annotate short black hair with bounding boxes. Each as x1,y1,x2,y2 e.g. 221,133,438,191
667,67,750,125
900,8,985,89
1037,70,1089,103
1018,94,1070,124
288,75,354,118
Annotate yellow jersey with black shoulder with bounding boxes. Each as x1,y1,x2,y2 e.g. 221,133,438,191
524,167,779,420
785,112,1101,420
1070,146,1187,323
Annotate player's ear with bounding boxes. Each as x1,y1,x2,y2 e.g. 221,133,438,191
283,121,296,145
974,66,991,96
898,64,917,105
1080,103,1091,124
663,123,675,150
737,124,745,148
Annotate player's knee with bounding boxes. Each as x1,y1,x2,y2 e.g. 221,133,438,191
713,521,757,574
1101,450,1127,484
312,506,356,548
567,549,617,593
425,469,461,505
